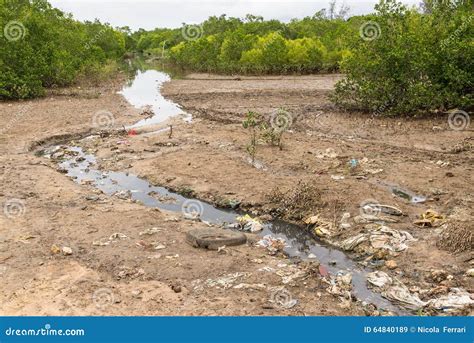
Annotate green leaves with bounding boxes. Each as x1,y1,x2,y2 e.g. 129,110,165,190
0,1,126,99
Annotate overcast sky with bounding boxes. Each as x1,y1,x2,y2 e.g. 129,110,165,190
50,0,420,31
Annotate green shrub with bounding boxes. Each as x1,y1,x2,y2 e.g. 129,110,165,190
331,0,474,115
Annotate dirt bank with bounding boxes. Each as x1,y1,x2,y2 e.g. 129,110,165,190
0,73,365,316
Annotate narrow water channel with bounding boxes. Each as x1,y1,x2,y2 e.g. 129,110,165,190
42,68,409,315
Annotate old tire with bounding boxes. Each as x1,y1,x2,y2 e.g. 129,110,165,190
186,228,247,250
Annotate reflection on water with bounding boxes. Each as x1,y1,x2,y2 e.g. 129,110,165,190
119,69,190,128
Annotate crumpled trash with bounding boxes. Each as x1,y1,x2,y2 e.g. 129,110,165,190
256,235,287,255
315,148,338,159
93,232,128,246
305,215,335,238
201,272,250,290
426,288,474,312
326,272,353,307
367,271,392,288
340,226,416,253
367,271,426,309
354,214,400,224
139,227,162,236
368,272,474,312
414,209,445,227
339,212,351,229
236,214,263,232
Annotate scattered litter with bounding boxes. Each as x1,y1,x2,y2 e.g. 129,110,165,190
278,269,307,285
385,260,398,270
339,212,351,229
327,272,353,306
154,244,166,250
165,254,179,259
305,215,335,238
147,254,162,259
256,235,287,255
367,271,425,309
367,271,392,288
234,283,266,290
62,247,73,255
51,244,61,254
307,253,317,259
340,225,416,253
414,209,445,227
315,148,338,159
113,190,132,200
436,160,450,168
331,175,345,181
269,287,299,308
16,234,36,244
258,266,276,273
466,269,474,277
319,265,329,277
235,214,263,232
427,288,474,312
93,232,128,246
204,272,250,289
139,227,162,236
354,214,399,224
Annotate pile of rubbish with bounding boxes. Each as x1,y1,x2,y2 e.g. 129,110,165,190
326,272,353,308
256,235,288,255
304,214,336,238
413,209,445,227
339,225,416,254
367,271,474,313
233,214,263,233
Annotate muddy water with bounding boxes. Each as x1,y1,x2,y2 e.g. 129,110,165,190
44,69,410,315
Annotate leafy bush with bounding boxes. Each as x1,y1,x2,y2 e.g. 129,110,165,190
331,0,474,115
0,0,126,100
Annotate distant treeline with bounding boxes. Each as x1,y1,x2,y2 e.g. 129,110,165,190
127,0,473,114
1,0,472,115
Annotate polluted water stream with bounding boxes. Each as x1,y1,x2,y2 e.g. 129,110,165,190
40,69,410,315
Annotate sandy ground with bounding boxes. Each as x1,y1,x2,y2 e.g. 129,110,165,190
0,73,368,316
80,72,473,314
